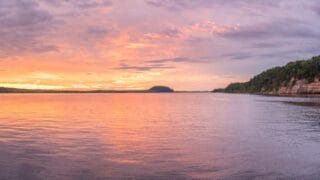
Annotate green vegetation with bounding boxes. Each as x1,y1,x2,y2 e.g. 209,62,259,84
215,55,320,93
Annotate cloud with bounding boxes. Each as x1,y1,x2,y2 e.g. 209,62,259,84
31,45,59,53
115,57,212,72
85,26,112,41
313,5,320,16
43,0,112,9
219,19,320,40
116,63,175,71
251,42,283,49
75,0,112,9
145,0,193,10
0,1,51,27
144,21,236,41
146,57,191,63
159,27,181,38
214,17,320,63
223,52,253,60
143,27,182,39
145,0,279,11
223,45,320,61
146,57,210,64
0,0,114,58
0,0,57,57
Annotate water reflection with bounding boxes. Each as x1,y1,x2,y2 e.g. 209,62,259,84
0,94,320,179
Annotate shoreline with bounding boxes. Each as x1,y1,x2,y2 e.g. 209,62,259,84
212,92,320,98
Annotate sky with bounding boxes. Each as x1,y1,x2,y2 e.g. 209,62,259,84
1,0,320,91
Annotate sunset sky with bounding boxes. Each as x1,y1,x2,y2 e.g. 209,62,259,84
1,0,320,90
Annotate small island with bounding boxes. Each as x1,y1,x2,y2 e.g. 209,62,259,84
213,55,320,95
148,86,174,93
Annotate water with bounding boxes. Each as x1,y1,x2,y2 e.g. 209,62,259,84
0,93,320,179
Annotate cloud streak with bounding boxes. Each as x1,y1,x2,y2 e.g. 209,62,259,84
219,19,320,40
145,0,279,10
43,0,112,9
116,63,175,71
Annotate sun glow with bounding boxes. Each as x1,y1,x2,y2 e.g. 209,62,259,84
0,83,65,90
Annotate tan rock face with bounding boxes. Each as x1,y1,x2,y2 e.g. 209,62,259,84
277,78,320,95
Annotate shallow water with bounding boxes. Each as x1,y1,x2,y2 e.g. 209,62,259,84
0,93,320,179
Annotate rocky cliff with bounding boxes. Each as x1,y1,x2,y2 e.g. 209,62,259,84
277,78,320,95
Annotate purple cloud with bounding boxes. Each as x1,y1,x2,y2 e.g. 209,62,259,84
313,5,320,16
219,19,320,40
0,0,57,57
146,57,192,63
43,0,112,9
145,0,279,10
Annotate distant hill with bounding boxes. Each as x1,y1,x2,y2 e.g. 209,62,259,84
213,55,320,95
148,86,174,92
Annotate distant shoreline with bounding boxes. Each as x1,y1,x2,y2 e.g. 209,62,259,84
0,86,209,94
0,91,210,94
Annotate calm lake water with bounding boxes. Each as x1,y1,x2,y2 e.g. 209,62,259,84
0,93,320,179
